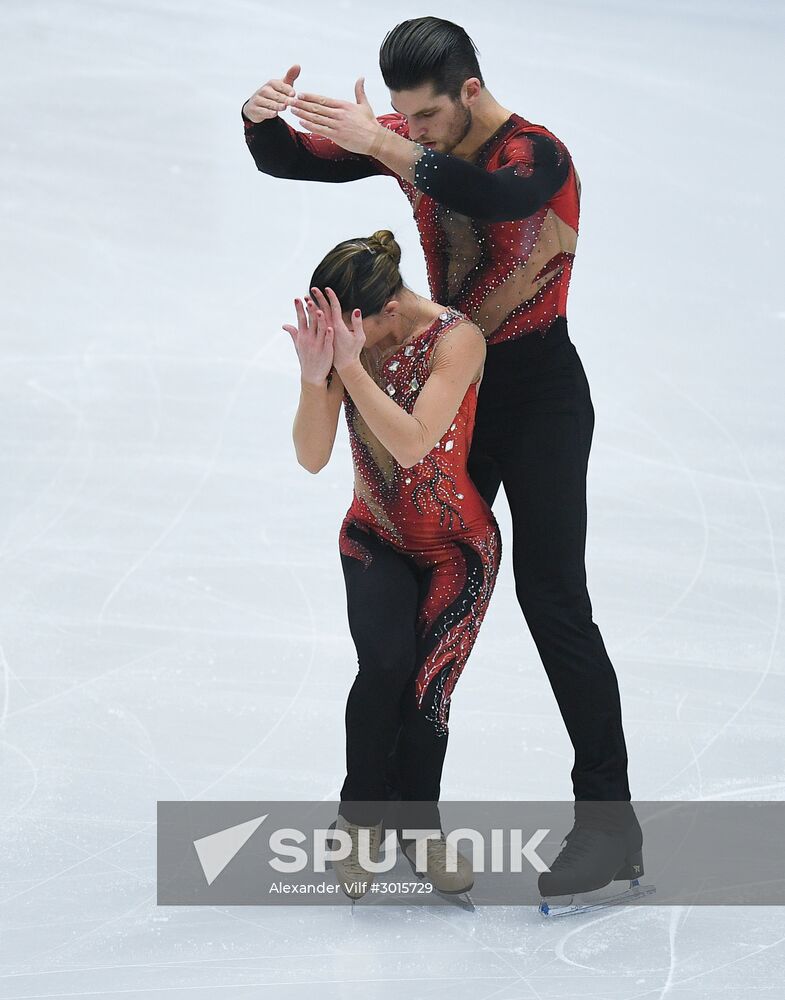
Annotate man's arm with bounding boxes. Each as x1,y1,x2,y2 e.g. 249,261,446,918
371,129,570,223
243,105,399,183
288,83,569,218
337,323,485,470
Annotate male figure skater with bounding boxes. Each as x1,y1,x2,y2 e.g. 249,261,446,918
241,16,643,901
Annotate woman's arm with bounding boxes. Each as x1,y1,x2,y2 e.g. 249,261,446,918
338,322,485,469
282,297,342,473
292,369,344,474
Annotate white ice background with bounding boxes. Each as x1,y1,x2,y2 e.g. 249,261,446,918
1,0,784,996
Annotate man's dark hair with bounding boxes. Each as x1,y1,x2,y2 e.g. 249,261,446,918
379,17,483,100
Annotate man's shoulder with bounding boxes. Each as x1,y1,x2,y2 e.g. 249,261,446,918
506,114,568,149
499,115,572,167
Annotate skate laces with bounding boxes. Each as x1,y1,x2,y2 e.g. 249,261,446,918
411,833,460,875
342,821,382,877
552,826,599,868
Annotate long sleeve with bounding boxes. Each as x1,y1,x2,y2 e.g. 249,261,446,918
412,131,570,223
242,106,399,183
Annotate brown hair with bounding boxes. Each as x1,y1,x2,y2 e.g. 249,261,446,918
309,229,404,317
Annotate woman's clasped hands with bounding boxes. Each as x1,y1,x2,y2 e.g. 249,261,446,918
282,287,366,385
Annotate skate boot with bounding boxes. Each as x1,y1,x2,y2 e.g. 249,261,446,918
402,832,475,909
538,815,655,917
330,815,383,901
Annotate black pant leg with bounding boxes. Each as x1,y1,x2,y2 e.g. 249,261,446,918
467,443,504,509
339,523,420,823
392,526,501,832
475,333,631,803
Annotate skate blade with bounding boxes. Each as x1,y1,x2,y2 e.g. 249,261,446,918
436,889,475,912
539,878,656,917
401,848,474,909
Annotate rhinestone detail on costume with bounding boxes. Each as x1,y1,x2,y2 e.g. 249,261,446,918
399,114,579,346
339,307,493,554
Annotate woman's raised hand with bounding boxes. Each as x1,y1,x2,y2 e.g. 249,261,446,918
282,295,334,385
309,286,366,373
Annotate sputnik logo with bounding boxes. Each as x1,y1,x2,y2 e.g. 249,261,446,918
193,814,268,885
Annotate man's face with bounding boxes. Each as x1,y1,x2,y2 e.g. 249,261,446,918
389,82,473,154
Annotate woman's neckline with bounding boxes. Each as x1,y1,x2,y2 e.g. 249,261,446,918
369,307,461,366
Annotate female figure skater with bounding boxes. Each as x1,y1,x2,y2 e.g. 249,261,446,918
282,230,500,900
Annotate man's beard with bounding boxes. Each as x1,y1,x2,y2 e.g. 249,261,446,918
442,104,473,154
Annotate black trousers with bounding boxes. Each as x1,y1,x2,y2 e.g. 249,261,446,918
338,520,500,830
468,318,632,808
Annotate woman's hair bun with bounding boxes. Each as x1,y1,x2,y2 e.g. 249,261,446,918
368,229,401,266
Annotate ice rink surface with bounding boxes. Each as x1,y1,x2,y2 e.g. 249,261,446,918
1,0,784,995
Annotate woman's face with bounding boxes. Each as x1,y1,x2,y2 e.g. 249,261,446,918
352,310,383,347
345,303,398,349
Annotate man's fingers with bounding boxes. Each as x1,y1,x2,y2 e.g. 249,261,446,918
292,104,335,121
254,95,286,113
269,80,295,99
261,83,295,107
291,94,346,120
295,94,346,109
294,104,341,124
283,64,301,88
294,113,332,136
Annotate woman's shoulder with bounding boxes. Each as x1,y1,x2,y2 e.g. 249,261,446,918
427,312,486,383
431,310,486,350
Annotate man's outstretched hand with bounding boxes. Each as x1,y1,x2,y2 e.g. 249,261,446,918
289,77,385,156
243,65,301,123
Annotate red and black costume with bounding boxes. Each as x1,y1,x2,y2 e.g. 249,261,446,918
245,103,632,826
338,307,500,825
243,110,577,345
341,309,500,709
